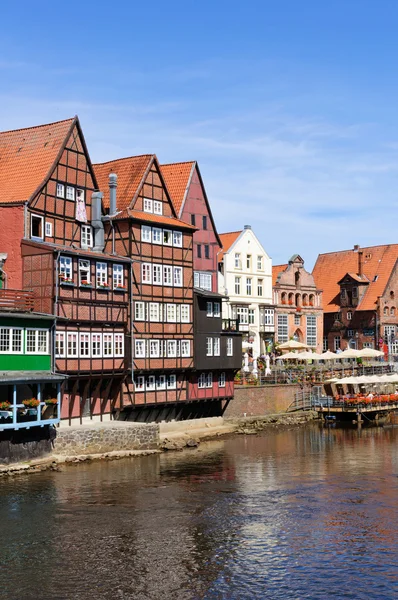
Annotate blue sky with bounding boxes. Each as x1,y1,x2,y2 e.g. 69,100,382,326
1,0,398,268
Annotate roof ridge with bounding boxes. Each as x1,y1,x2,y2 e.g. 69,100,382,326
219,230,243,236
161,160,196,167
0,116,76,136
94,154,154,167
317,243,398,257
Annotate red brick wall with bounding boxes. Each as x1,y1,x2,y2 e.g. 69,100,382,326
223,384,301,417
0,205,25,288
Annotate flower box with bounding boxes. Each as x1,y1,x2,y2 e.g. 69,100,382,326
114,286,127,291
22,398,40,408
0,402,11,410
44,398,58,405
97,284,110,290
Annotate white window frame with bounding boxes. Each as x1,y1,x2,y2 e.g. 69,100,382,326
96,262,108,288
59,255,73,282
135,376,145,391
257,279,263,296
113,264,124,289
181,340,190,357
81,225,93,249
66,186,75,201
67,332,78,357
0,327,24,354
135,301,145,321
114,333,124,357
227,338,233,356
167,340,177,357
235,277,241,295
347,311,352,320
166,304,177,322
91,333,102,358
181,305,190,323
153,264,162,285
173,231,182,247
152,228,162,244
26,329,49,355
277,314,289,343
206,337,213,356
306,315,317,347
218,372,226,387
135,339,146,358
143,198,153,213
56,183,65,198
153,200,162,215
55,331,65,358
198,373,206,389
78,259,91,286
31,213,44,240
163,266,173,286
150,339,160,358
214,337,220,356
146,375,156,390
157,375,166,390
45,221,53,237
79,332,90,357
149,303,160,322
195,271,212,291
234,253,241,269
142,263,152,284
103,333,113,357
207,302,213,317
213,302,221,318
163,229,173,246
246,278,252,295
167,374,177,389
174,267,183,287
257,255,263,271
142,225,152,243
334,336,341,351
206,373,213,388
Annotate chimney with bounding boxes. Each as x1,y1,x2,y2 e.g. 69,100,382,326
353,244,360,252
358,250,363,277
91,191,104,251
244,224,251,229
109,173,117,216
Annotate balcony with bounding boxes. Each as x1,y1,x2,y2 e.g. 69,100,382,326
222,318,240,332
0,289,35,312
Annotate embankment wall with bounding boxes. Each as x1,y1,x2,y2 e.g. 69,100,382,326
224,384,300,417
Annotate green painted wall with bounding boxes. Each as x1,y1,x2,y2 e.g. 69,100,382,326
0,354,51,371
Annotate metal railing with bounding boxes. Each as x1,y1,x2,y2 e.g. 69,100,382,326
0,289,35,312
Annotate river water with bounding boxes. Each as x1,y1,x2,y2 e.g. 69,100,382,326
1,424,398,600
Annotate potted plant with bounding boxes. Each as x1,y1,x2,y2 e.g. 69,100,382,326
97,282,110,289
22,398,40,408
0,401,11,410
44,398,58,405
114,284,127,291
80,280,91,287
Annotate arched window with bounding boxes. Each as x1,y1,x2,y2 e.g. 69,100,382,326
302,293,308,307
295,293,301,307
288,292,294,305
390,291,395,300
384,306,389,316
391,307,396,316
295,271,300,285
281,292,287,305
309,294,315,306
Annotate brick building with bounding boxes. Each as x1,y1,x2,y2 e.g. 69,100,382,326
313,244,398,353
273,255,323,351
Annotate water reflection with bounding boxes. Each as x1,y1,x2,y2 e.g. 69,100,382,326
1,425,398,599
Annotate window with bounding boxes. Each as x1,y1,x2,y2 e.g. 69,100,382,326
260,308,274,326
191,214,196,226
204,245,210,259
66,186,75,201
174,267,183,287
257,256,263,270
163,266,173,286
213,302,221,318
152,228,162,244
167,374,177,389
153,264,162,285
347,329,354,337
218,372,226,387
257,279,263,296
207,302,213,317
206,373,213,388
135,376,145,391
31,214,43,240
248,308,255,325
67,332,78,357
163,230,172,246
166,304,177,322
146,376,156,391
235,277,241,295
150,340,160,357
153,200,162,215
81,225,93,248
113,264,124,289
198,373,206,388
227,338,233,356
236,306,249,324
149,303,160,322
143,198,153,213
173,231,182,247
206,337,213,356
26,329,49,354
142,263,152,284
0,328,23,354
45,222,53,237
352,287,358,299
390,291,395,300
55,332,65,357
334,336,341,351
214,337,220,356
181,305,190,323
135,302,145,321
384,307,389,316
92,333,102,357
135,339,145,358
59,256,72,281
347,311,352,320
323,337,328,352
203,216,207,230
181,340,190,357
157,375,166,390
306,315,317,347
103,333,113,357
341,289,346,299
277,314,288,343
194,271,212,291
167,340,177,357
234,253,241,269
246,255,251,269
79,259,91,286
391,307,396,316
114,333,124,357
294,314,301,326
79,333,90,357
13,329,23,353
142,225,152,242
197,244,202,258
246,278,252,295
56,183,65,198
96,262,108,288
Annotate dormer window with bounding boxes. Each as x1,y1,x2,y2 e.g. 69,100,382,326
352,287,358,299
56,183,65,198
143,198,153,213
66,186,75,201
347,311,352,320
341,289,346,299
31,214,43,240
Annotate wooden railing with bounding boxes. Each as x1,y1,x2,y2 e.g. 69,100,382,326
0,289,35,311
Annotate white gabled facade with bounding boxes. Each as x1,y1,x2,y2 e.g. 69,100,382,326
218,225,274,357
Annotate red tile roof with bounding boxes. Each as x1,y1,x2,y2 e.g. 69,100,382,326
272,264,288,286
94,155,154,211
218,231,242,262
0,117,75,204
313,244,398,312
160,161,195,216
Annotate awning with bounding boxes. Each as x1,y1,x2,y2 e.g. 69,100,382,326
0,372,67,385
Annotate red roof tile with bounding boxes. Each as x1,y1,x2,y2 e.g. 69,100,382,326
0,117,75,204
218,231,242,262
272,264,288,286
94,155,153,211
313,244,398,312
160,161,195,216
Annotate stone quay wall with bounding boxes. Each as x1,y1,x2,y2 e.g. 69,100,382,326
54,422,159,456
224,384,301,418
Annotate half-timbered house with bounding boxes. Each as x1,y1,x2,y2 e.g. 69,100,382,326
0,117,131,424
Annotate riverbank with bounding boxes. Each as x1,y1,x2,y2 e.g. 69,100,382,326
0,411,318,477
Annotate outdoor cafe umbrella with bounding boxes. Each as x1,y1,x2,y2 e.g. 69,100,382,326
318,350,338,360
276,352,302,360
278,340,309,351
340,348,362,359
357,348,384,358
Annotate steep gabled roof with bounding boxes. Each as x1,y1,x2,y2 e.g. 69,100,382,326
272,264,288,286
160,160,222,247
160,161,195,215
218,230,242,262
0,117,76,204
313,244,398,312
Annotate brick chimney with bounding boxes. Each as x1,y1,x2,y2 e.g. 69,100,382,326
358,250,363,277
